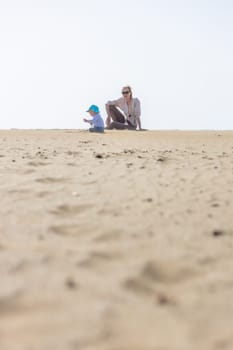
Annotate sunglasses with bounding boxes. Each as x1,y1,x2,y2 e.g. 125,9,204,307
122,91,130,94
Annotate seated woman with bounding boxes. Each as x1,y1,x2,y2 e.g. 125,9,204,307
105,86,142,130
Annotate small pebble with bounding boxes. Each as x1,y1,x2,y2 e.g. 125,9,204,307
95,154,103,159
65,278,77,290
157,293,170,305
157,157,166,162
212,230,224,237
212,203,220,207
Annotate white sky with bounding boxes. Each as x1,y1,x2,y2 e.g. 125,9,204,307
0,0,232,129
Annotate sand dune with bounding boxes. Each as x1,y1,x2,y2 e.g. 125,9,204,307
0,130,233,350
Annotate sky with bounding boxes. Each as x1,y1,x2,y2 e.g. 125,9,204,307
0,0,232,130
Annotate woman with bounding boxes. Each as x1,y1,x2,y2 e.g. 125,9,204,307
105,86,142,130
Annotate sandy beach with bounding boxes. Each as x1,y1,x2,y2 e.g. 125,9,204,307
0,129,233,350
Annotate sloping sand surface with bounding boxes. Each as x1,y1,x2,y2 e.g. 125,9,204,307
0,130,233,350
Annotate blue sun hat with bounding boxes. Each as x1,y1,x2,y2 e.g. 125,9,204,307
86,105,99,113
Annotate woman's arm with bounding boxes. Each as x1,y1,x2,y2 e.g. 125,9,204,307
136,116,142,130
135,99,142,130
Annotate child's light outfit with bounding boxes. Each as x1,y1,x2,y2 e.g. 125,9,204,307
86,113,104,133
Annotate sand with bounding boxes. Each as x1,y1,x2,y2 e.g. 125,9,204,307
0,129,233,350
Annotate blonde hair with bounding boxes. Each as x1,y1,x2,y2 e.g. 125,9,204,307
122,85,133,99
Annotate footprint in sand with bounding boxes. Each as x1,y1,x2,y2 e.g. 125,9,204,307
78,250,122,268
49,224,82,236
37,191,51,198
94,230,122,242
123,260,196,296
50,204,91,217
36,177,66,184
7,188,31,195
27,161,50,167
23,169,36,174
